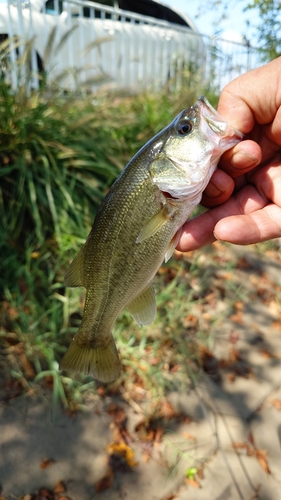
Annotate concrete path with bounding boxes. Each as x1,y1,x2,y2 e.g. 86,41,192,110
1,245,281,499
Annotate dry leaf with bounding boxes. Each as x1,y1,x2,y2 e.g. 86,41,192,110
40,458,56,469
197,467,204,480
107,404,126,426
256,449,271,474
259,348,274,359
185,478,200,488
271,320,281,331
183,432,196,441
154,427,164,443
142,451,151,463
95,468,114,493
229,313,243,324
271,399,281,411
226,373,236,382
232,440,270,475
107,442,138,468
53,480,66,494
157,399,177,419
19,352,35,379
34,489,53,500
232,441,250,452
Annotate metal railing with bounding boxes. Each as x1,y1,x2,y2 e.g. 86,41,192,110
1,0,265,93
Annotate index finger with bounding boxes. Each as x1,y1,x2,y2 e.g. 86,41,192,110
218,57,281,133
219,139,261,178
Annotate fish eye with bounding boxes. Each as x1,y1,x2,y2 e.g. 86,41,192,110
177,121,192,135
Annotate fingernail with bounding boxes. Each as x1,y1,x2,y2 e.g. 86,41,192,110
231,150,259,168
204,181,223,198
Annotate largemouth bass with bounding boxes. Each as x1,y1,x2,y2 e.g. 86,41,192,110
60,97,243,382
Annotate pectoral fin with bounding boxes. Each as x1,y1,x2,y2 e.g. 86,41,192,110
165,228,182,263
136,208,168,244
126,284,156,326
64,244,86,288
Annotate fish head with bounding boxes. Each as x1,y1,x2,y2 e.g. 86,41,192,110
150,96,243,200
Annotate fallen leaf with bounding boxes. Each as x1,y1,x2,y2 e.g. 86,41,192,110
271,321,281,331
142,451,152,463
33,488,53,500
19,352,35,379
248,432,255,446
183,432,196,441
44,375,54,389
256,449,271,474
229,313,243,324
259,348,274,359
95,468,114,493
197,467,204,480
232,441,250,452
107,442,138,468
107,404,126,426
226,373,236,383
107,404,132,444
229,331,239,345
53,480,66,493
271,399,281,411
185,478,200,488
232,439,271,475
40,458,56,469
96,386,106,397
154,427,164,443
182,314,198,327
157,399,178,419
199,346,221,383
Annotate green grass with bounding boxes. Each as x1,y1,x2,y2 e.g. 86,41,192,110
0,38,223,412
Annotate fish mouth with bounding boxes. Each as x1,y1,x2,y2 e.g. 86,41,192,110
197,96,244,149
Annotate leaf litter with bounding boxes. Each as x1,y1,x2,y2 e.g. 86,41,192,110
232,432,271,475
1,240,281,495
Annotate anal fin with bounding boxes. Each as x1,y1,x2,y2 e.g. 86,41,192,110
64,244,86,288
126,283,156,326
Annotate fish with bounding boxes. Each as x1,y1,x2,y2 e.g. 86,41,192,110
60,96,243,383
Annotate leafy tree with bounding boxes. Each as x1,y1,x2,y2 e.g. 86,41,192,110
197,0,281,60
245,0,281,60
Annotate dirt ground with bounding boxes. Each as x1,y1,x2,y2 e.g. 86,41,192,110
1,243,281,500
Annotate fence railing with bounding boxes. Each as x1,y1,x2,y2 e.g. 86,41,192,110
1,0,265,93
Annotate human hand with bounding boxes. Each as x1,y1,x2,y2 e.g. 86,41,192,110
177,56,281,252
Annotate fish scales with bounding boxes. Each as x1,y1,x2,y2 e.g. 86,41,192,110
60,97,243,382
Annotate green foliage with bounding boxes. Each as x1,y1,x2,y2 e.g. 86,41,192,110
245,0,281,60
185,467,198,479
199,0,279,61
0,39,220,410
0,83,121,254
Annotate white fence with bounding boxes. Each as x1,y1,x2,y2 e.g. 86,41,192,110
1,0,265,93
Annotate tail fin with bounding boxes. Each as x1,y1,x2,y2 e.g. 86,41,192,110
60,335,121,383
